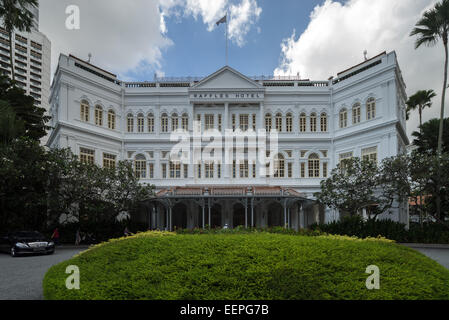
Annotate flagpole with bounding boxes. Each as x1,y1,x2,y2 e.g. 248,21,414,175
226,11,228,66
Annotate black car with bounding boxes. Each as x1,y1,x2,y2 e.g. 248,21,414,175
0,231,55,257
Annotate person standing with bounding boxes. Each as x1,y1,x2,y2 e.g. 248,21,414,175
51,228,60,246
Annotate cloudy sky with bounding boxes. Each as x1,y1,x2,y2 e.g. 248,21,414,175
39,0,447,138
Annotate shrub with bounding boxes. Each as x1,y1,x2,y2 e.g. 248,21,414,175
43,231,449,300
311,216,449,244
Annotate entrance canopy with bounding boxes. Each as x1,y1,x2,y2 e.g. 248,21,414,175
144,186,317,231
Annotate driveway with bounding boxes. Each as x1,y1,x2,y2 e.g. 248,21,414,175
414,248,449,270
0,247,86,300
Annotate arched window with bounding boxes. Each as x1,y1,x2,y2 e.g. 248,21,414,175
339,109,348,128
286,113,293,132
127,113,134,133
320,113,328,132
367,97,376,120
172,113,179,131
95,105,103,126
137,113,144,133
274,154,285,178
134,154,146,179
182,113,189,131
352,103,361,124
80,100,89,122
265,113,272,132
299,113,306,132
161,113,168,133
108,110,115,130
310,113,317,132
148,113,154,133
275,113,282,132
308,153,320,178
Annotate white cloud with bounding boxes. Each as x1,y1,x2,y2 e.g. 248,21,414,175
160,0,262,46
229,0,262,47
40,0,172,79
274,0,447,138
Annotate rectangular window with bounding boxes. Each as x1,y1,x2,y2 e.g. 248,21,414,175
232,160,236,178
135,160,146,179
138,117,144,133
172,117,179,131
197,164,202,179
286,116,292,132
288,163,293,178
252,114,257,131
218,114,222,131
239,114,249,131
128,117,134,133
162,163,167,179
95,108,103,126
240,161,249,178
161,116,168,133
81,104,89,122
80,148,95,165
300,162,305,178
252,161,256,178
205,114,214,131
362,147,378,164
323,162,328,178
300,116,306,132
265,115,272,132
170,162,181,179
149,163,154,179
103,153,116,169
232,114,236,131
308,159,320,178
217,163,221,178
205,163,214,179
182,116,188,131
148,117,154,133
183,164,188,179
108,112,116,130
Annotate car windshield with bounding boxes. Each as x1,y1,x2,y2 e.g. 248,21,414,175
12,231,43,238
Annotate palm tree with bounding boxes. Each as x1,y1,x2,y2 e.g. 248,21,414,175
406,90,437,131
0,0,38,82
410,0,449,157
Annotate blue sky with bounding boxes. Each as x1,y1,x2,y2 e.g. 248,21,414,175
124,0,340,80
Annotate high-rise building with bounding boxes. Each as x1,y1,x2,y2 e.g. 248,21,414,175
0,2,51,139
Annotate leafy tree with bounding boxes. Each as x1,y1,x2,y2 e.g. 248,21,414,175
0,0,38,81
0,102,24,145
406,89,436,129
0,75,50,141
411,0,449,156
315,157,408,220
412,118,449,154
0,137,49,232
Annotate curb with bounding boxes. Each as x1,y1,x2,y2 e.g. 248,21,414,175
400,243,449,249
55,245,91,249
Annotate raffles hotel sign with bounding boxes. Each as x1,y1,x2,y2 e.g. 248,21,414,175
189,91,265,102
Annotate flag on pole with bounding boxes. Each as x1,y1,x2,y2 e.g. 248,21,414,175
216,14,227,26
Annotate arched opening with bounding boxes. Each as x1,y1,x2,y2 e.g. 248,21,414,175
172,202,188,230
233,203,246,228
210,203,222,228
267,202,283,227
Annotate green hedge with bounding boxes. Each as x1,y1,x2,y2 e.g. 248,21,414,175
311,216,449,244
43,231,449,300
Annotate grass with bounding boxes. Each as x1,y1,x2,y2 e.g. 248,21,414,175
43,231,449,300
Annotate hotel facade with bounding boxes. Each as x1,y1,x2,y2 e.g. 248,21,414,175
47,51,410,230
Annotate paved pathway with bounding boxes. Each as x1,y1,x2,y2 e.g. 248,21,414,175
414,248,449,270
0,247,85,300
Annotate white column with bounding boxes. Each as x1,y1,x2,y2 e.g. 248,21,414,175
155,104,160,136
259,102,264,130
224,102,230,179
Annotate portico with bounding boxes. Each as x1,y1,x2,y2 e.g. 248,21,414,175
143,186,320,231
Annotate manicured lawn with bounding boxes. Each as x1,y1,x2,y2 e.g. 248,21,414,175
43,231,449,300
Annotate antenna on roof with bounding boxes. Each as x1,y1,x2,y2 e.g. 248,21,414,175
363,50,368,61
87,53,92,63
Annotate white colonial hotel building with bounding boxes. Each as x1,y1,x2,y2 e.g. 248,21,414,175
47,52,410,230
